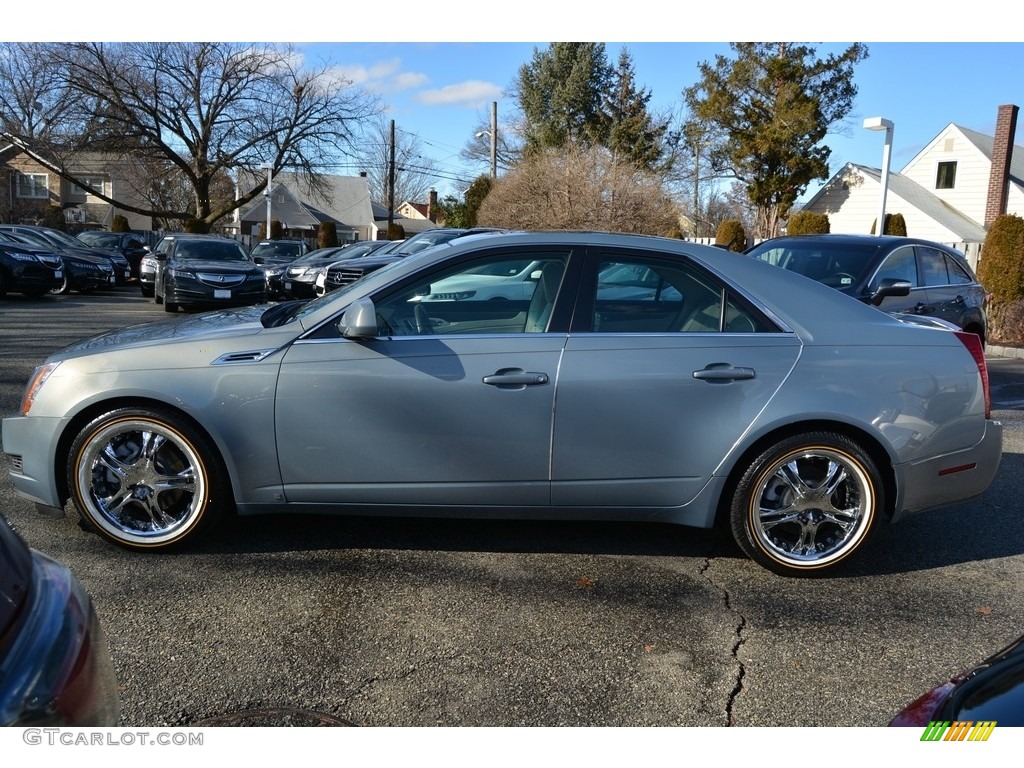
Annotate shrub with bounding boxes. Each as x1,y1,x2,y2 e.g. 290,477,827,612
870,212,907,235
269,220,284,240
715,220,747,252
386,222,406,240
786,211,830,235
111,214,131,232
977,214,1024,345
318,222,339,249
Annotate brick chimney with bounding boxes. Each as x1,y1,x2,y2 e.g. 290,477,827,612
984,104,1018,227
427,188,438,223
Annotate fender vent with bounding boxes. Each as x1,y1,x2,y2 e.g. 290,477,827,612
212,349,278,365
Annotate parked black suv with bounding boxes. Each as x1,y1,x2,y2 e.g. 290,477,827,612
746,234,988,343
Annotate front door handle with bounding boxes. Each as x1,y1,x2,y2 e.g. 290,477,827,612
483,368,550,388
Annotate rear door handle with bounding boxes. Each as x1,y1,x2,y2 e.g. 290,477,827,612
692,364,755,382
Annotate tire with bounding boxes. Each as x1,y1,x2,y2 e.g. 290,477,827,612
141,284,154,298
164,299,178,312
0,269,8,297
51,274,73,295
67,406,232,551
154,291,163,304
728,432,882,577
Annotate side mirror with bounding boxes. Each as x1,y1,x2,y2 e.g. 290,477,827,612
153,251,167,261
338,296,379,338
869,278,912,306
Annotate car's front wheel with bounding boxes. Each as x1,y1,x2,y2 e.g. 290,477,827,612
728,432,883,577
67,406,232,551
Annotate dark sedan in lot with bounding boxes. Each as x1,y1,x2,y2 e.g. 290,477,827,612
746,234,988,343
0,513,120,726
76,230,150,279
284,241,395,299
0,236,64,298
1,231,1001,577
0,225,132,286
319,228,502,294
154,234,268,312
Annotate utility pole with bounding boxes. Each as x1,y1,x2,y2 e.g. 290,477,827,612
489,101,497,180
387,119,396,233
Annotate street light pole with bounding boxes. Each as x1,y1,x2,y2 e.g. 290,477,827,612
261,163,274,237
863,117,894,236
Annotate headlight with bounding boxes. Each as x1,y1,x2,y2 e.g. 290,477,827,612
19,362,61,416
168,268,194,280
9,252,40,262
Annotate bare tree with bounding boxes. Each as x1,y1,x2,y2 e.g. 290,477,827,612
2,42,379,230
477,142,679,235
354,118,443,207
0,42,84,140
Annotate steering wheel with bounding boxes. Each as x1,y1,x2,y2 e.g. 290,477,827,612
414,304,434,334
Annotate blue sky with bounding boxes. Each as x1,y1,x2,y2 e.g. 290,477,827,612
295,40,1024,201
15,4,1024,203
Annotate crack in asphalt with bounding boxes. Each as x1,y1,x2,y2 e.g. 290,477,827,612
700,549,747,727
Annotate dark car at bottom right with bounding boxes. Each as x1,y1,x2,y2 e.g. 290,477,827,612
746,234,988,345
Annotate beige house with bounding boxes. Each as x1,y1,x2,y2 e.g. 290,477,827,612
0,144,152,231
799,104,1021,266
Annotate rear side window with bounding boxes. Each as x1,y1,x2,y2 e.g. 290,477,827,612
591,254,774,334
873,247,918,287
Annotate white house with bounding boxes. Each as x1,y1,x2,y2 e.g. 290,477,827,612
800,104,1021,266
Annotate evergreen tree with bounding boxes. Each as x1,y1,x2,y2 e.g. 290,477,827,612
516,43,612,153
605,49,668,170
685,42,868,238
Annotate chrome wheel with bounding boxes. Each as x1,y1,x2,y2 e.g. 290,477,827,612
69,408,228,549
730,433,881,576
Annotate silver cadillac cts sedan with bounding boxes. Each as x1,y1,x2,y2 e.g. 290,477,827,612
2,231,1003,577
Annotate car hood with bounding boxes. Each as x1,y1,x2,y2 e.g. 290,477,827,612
171,259,260,272
50,305,276,360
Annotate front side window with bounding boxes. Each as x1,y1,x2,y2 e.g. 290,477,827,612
372,250,569,336
16,173,48,199
591,254,771,333
873,247,919,288
936,161,957,190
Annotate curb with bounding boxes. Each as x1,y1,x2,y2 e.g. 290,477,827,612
986,344,1024,360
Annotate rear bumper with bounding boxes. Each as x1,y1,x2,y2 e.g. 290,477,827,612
892,418,1003,521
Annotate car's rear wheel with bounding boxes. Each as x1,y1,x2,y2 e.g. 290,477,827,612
140,284,154,298
729,432,882,577
67,406,232,551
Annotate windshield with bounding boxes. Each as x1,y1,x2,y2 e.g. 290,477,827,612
41,228,83,247
175,240,250,261
390,230,467,256
77,232,120,247
251,242,303,259
747,240,881,290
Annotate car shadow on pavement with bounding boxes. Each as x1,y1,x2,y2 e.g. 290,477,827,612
197,512,738,564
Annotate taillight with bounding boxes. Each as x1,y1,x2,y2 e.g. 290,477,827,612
954,331,990,419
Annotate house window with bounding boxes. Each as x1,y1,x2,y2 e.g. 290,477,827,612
935,161,957,190
70,176,106,199
16,173,49,199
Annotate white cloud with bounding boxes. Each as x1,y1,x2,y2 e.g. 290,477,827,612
332,59,430,94
416,80,503,108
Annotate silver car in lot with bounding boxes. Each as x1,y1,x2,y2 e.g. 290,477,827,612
1,231,1002,577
